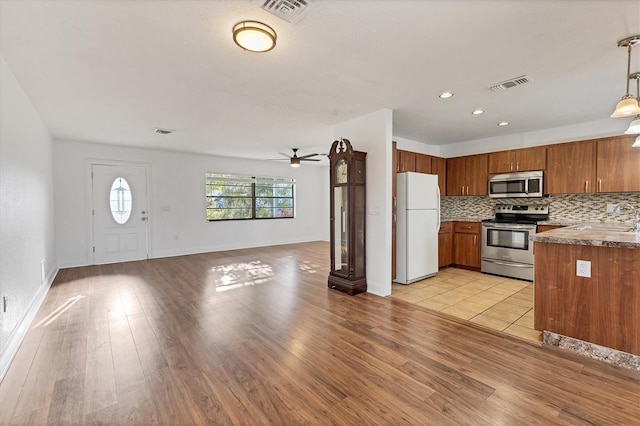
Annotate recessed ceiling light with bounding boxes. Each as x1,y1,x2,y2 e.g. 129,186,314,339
498,121,509,126
439,91,454,99
472,109,485,115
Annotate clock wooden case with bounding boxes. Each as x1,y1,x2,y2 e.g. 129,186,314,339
327,138,367,295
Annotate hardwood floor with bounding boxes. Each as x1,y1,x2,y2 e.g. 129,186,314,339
1,241,638,425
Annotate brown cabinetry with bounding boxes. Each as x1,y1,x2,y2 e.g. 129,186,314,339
546,140,596,194
453,221,480,269
596,135,640,193
415,154,431,174
397,150,416,173
431,156,447,194
488,146,546,174
438,222,453,268
534,242,640,356
446,154,488,196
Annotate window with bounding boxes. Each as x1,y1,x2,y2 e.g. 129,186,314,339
206,173,295,221
110,177,132,224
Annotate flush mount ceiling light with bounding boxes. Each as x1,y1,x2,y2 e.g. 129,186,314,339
232,20,277,52
472,109,485,115
624,72,640,134
611,35,640,118
498,121,509,126
439,91,454,99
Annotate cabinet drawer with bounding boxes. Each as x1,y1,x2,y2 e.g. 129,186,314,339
439,222,453,233
454,221,480,233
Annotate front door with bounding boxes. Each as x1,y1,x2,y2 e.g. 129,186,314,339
92,164,149,264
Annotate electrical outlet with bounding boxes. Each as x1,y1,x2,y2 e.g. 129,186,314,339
607,203,619,214
576,260,591,278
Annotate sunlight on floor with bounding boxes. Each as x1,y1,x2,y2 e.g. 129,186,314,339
209,260,275,292
391,268,541,344
33,295,85,328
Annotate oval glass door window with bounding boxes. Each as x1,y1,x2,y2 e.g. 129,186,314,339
110,177,132,224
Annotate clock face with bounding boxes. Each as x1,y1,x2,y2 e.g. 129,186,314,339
336,159,348,184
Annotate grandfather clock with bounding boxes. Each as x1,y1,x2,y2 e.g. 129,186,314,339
327,138,367,295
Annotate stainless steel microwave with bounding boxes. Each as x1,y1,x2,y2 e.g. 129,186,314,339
488,171,543,198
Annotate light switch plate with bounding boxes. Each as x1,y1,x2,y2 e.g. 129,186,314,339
576,260,591,278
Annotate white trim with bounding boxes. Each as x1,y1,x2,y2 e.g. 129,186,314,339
85,159,152,264
0,267,59,382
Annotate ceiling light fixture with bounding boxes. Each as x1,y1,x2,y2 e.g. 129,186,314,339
611,35,640,118
472,109,485,115
624,72,640,134
232,21,277,53
290,157,301,167
439,92,453,99
498,121,509,126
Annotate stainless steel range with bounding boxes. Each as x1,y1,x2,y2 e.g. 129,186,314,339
481,203,549,281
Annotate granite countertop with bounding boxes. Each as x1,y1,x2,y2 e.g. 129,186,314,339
441,217,491,223
531,222,640,249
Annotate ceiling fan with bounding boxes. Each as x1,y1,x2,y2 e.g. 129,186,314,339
270,148,321,167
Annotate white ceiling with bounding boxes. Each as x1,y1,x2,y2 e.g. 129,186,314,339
1,0,639,162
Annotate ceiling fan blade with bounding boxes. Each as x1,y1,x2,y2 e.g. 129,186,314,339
300,158,321,162
297,153,319,159
266,158,290,161
278,153,292,159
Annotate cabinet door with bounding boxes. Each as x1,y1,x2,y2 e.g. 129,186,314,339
431,156,447,194
415,154,431,174
446,157,466,196
468,154,488,196
596,135,640,193
546,141,596,194
515,146,546,171
398,150,416,172
488,151,514,174
438,231,453,268
453,233,480,268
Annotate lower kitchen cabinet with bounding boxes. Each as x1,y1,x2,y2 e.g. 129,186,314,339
438,222,453,268
453,221,480,269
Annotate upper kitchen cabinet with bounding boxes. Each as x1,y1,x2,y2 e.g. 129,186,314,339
415,154,431,174
546,140,596,194
488,146,546,174
431,156,447,194
596,135,640,193
397,150,416,173
447,154,488,196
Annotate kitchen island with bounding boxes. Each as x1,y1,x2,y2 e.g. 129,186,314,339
531,224,639,369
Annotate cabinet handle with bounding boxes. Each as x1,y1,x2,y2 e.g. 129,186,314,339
516,162,520,171
585,181,588,193
474,235,477,246
598,179,602,192
461,186,464,195
510,162,514,171
466,186,470,195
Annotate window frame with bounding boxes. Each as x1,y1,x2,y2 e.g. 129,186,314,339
206,173,296,221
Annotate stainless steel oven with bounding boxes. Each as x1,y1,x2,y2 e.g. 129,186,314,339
481,204,549,281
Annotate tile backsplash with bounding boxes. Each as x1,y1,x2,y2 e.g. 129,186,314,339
442,193,640,224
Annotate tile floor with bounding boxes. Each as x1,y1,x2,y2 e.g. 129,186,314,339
391,268,542,344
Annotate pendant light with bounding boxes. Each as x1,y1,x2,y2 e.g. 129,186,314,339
611,35,640,118
624,72,640,134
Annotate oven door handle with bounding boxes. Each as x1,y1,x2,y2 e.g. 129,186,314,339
482,223,536,230
482,258,533,268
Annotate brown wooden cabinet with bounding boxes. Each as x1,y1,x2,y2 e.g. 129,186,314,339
397,150,416,173
535,242,640,356
546,140,596,194
452,221,480,269
438,222,453,268
596,135,640,193
415,154,431,174
488,146,546,174
446,154,488,196
431,156,447,194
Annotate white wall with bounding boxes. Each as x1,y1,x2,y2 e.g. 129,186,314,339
54,140,329,267
394,136,441,156
440,118,629,158
0,55,57,379
334,109,393,296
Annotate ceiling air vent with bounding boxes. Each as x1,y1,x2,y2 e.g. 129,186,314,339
487,75,533,92
253,0,313,23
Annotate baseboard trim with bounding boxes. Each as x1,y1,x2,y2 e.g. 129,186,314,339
0,267,58,382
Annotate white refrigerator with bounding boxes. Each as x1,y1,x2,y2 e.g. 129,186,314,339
395,172,440,284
